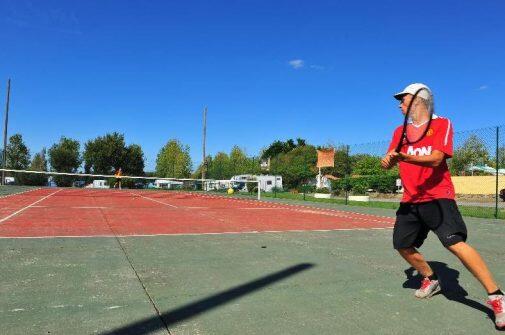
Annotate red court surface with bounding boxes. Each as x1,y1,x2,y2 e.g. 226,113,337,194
0,188,395,238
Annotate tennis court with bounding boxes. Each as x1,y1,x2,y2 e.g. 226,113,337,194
1,187,504,334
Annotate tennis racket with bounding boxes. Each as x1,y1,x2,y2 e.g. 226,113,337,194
395,87,434,153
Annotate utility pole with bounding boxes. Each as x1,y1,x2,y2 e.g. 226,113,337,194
201,107,207,187
2,79,10,186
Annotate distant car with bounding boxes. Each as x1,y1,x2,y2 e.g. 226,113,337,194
134,182,145,189
500,189,505,202
232,181,247,191
73,180,86,188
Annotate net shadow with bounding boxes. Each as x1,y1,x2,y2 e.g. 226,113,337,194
100,263,315,335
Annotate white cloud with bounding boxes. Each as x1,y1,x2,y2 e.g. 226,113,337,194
288,59,304,69
310,64,325,70
478,85,488,91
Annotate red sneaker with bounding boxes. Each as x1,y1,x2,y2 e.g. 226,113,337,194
415,277,441,299
487,295,505,329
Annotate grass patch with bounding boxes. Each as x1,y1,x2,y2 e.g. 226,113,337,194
257,192,504,220
0,185,39,197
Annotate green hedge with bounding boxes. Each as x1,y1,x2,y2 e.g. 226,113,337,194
331,175,398,195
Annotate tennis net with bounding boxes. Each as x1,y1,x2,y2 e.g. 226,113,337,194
0,169,262,199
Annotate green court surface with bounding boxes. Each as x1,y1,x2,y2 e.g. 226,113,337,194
1,204,504,334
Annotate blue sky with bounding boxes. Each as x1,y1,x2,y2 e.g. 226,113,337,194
1,0,504,171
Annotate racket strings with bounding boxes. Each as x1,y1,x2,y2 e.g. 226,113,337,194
396,88,434,152
406,96,433,144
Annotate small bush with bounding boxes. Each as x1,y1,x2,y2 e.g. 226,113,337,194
298,184,315,193
315,187,330,194
332,175,398,195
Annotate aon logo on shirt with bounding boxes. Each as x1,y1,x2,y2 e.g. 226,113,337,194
407,146,432,156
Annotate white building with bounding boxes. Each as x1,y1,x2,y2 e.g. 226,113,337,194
85,180,108,189
3,176,15,185
93,180,108,188
203,180,232,191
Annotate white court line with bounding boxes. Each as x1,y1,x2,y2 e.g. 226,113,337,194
30,205,110,209
129,192,178,208
0,189,62,224
237,207,286,210
0,226,394,239
72,206,109,209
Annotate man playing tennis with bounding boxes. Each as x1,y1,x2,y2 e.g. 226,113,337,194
381,83,504,329
114,168,122,190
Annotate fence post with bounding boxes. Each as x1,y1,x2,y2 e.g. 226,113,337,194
496,126,500,219
345,145,350,205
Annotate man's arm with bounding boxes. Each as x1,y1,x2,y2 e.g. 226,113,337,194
381,150,398,170
393,150,446,167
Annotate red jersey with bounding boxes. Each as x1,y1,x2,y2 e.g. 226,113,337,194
387,115,455,203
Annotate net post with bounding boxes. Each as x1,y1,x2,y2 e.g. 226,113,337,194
257,180,261,200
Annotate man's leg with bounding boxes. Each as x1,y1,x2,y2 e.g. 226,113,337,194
448,241,505,329
447,242,498,293
398,247,434,277
398,247,441,298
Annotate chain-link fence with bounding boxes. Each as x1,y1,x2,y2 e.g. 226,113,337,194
340,125,504,219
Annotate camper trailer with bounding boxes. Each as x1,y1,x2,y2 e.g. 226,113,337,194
230,175,282,192
257,175,282,192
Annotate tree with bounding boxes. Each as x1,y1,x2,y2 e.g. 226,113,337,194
229,146,249,176
229,146,261,177
83,133,145,177
123,144,145,176
6,134,30,170
25,149,48,186
156,139,192,178
192,155,212,179
450,135,490,175
84,133,125,174
49,137,81,173
296,138,306,147
261,138,308,159
352,154,384,176
270,145,317,189
48,137,82,187
208,152,230,179
262,140,288,159
194,148,261,180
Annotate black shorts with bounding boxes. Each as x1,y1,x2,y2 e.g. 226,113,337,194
393,199,467,250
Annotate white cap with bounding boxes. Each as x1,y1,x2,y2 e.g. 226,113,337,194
394,83,432,100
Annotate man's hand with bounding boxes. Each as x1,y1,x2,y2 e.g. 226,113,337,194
382,150,446,169
381,151,401,169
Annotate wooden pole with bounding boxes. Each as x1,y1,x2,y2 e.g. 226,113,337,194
2,79,11,186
